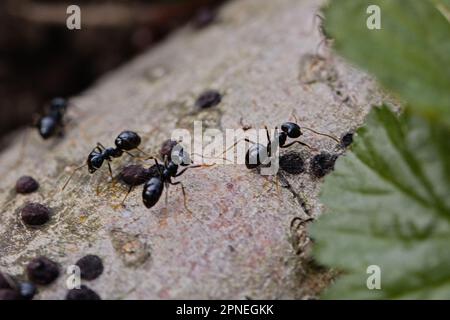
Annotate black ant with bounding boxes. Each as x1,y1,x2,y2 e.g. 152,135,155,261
14,98,70,167
221,120,339,171
142,158,204,212
37,97,68,139
120,140,209,211
62,130,148,190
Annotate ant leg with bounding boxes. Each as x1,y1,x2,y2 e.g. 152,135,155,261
264,125,271,143
136,147,151,157
107,161,114,182
96,142,106,150
62,163,88,190
276,174,281,199
169,181,192,215
124,148,151,159
121,185,134,206
213,138,257,163
174,164,213,178
124,150,140,158
164,183,169,209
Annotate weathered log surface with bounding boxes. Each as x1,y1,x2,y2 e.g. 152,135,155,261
0,0,385,299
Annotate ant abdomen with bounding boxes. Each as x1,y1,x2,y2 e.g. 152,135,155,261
38,116,58,139
37,97,68,139
143,177,164,208
115,131,141,150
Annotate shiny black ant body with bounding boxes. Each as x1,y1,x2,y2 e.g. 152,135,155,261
142,158,204,211
245,122,314,169
224,121,339,170
120,140,207,211
16,98,69,166
63,130,148,190
37,97,68,139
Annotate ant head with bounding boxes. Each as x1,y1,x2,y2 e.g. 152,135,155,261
50,97,67,113
281,122,302,139
87,152,103,173
115,131,141,151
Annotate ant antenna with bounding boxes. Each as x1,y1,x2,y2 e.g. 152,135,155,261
62,163,88,190
290,111,339,143
301,126,340,143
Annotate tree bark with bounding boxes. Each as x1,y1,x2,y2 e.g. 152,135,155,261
0,0,385,299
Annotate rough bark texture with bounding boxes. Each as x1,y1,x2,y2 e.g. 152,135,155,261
0,0,386,299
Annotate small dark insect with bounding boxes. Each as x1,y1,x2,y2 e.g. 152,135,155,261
66,285,101,300
341,132,354,148
63,130,148,190
26,256,60,285
222,121,339,171
141,157,208,213
279,152,305,175
16,98,69,165
136,141,206,210
75,255,104,280
36,97,68,139
119,140,196,206
195,90,222,109
21,202,51,226
15,176,39,194
310,152,338,178
123,140,207,210
119,165,153,186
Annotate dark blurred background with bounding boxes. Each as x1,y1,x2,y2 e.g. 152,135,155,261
0,0,225,139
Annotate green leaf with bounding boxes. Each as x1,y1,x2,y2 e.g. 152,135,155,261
323,0,450,126
310,105,450,299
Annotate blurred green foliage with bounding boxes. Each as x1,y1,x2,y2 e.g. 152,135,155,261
323,0,450,126
311,0,450,299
